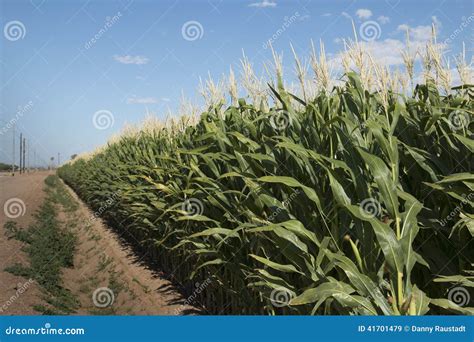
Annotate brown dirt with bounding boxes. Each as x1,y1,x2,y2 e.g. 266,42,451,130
0,171,52,315
0,172,195,315
60,179,194,315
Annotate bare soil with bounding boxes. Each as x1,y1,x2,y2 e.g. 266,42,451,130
0,171,52,315
0,172,195,315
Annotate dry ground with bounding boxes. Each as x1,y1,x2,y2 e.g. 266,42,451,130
0,172,194,315
0,171,51,314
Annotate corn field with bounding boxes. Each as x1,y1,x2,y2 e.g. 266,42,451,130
58,37,473,315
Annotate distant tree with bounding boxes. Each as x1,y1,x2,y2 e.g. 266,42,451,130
71,154,78,160
0,162,15,171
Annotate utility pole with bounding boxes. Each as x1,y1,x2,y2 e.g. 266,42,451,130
34,149,36,171
12,124,15,175
22,137,26,174
19,133,22,174
57,152,60,168
27,142,30,172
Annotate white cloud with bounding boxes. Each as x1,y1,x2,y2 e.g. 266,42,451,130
299,14,311,21
322,13,332,17
356,9,372,20
114,55,150,65
398,24,409,32
397,17,441,43
341,12,351,20
330,19,446,72
397,24,433,42
161,97,171,102
248,0,276,8
377,15,390,24
126,96,158,104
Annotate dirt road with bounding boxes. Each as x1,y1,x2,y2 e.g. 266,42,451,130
0,172,194,315
0,172,52,314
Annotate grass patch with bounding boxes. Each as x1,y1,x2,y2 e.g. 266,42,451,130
4,175,79,314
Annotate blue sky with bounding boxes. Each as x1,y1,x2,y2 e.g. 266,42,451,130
0,0,472,166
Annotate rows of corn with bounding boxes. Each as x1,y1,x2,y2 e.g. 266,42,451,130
59,42,473,315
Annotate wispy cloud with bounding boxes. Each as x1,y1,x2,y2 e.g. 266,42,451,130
299,14,311,21
114,55,150,65
397,17,441,41
341,12,351,20
330,19,445,71
397,24,433,42
321,13,332,17
377,15,390,24
356,9,372,19
248,1,276,8
126,96,158,104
